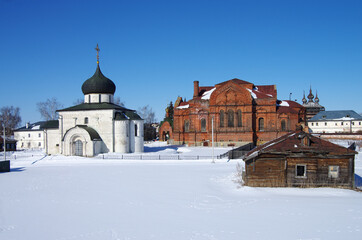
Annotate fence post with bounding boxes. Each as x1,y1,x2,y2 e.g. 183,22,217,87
159,155,160,160
178,155,180,160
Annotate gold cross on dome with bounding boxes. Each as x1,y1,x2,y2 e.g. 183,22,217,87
95,44,100,65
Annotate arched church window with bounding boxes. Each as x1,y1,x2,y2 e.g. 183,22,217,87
84,117,89,124
237,110,242,127
259,118,264,131
228,110,234,127
281,120,286,131
99,94,101,103
135,124,138,136
184,120,190,132
201,118,206,132
220,110,224,127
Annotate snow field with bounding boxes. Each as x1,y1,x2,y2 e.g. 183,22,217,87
0,142,362,239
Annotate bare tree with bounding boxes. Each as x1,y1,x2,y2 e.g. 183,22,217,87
73,98,83,105
0,106,22,136
114,96,125,107
137,105,156,123
37,98,63,120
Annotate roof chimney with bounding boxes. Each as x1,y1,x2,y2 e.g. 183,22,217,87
193,81,199,98
26,122,29,129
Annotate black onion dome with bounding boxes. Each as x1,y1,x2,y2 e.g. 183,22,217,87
82,65,116,95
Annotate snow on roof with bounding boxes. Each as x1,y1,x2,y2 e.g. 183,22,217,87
201,88,216,100
176,104,190,109
310,110,362,121
32,125,40,130
246,88,257,99
277,101,289,107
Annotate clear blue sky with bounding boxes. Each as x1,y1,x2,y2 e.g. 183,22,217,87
1,0,361,125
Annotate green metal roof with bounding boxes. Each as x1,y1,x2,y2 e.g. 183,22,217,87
81,65,116,94
57,103,131,112
77,125,101,140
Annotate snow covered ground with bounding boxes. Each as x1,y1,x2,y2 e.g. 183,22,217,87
1,142,362,240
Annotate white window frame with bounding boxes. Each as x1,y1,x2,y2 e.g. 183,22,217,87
328,165,339,179
295,164,307,178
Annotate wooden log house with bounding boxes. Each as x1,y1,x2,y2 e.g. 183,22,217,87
243,128,356,188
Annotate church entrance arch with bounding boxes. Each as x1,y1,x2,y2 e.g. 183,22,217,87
73,140,83,156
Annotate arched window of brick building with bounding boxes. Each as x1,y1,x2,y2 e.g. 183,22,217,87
220,110,224,127
201,118,206,132
259,118,264,131
281,119,286,131
228,110,234,127
184,120,190,132
237,110,242,127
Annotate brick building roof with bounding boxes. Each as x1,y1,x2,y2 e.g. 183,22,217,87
244,129,356,161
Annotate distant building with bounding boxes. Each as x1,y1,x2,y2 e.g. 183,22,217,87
302,87,325,120
308,110,362,133
14,121,57,150
161,78,306,147
0,136,17,152
243,128,356,188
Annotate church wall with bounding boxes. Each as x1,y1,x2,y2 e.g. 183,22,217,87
134,120,144,153
114,120,129,153
59,109,114,153
45,128,60,155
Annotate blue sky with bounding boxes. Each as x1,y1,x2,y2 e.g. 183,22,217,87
1,0,361,124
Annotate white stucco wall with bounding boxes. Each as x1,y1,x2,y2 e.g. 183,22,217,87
84,94,113,104
14,130,44,150
44,128,60,155
114,120,129,153
59,109,114,153
308,119,362,133
134,120,144,153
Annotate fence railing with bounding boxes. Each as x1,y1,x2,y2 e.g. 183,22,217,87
96,154,228,160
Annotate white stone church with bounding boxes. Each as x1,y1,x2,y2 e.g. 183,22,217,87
40,55,144,157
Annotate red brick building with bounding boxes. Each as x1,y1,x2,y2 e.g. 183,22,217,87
160,78,305,146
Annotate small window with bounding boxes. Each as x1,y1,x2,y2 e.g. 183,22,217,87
84,117,89,124
135,124,138,136
237,110,242,127
352,122,355,125
325,122,327,126
335,123,337,126
328,166,339,178
28,133,31,138
219,110,224,127
341,122,344,126
227,110,234,127
259,118,264,131
38,133,41,137
99,94,101,103
201,118,206,132
281,120,286,131
316,123,318,126
184,120,190,132
296,164,306,178
38,142,41,147
88,95,91,103
311,123,314,126
359,122,361,125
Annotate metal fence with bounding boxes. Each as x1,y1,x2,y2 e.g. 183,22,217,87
96,154,227,160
